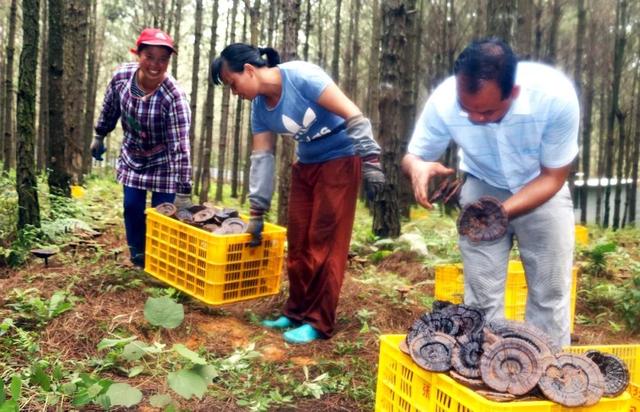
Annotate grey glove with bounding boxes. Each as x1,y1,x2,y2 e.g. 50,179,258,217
174,193,193,211
346,114,381,158
363,159,386,201
245,215,264,247
90,135,106,161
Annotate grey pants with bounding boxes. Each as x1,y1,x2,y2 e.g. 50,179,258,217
459,175,574,347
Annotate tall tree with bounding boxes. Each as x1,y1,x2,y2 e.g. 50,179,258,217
366,0,381,133
188,0,203,162
277,0,301,226
331,0,342,82
630,59,640,226
486,0,515,43
515,0,533,57
231,7,249,198
63,0,89,183
198,0,220,203
373,0,409,238
579,16,596,224
16,0,41,229
170,0,183,78
2,0,18,172
37,0,49,172
47,0,70,196
533,0,543,60
216,0,239,202
303,0,312,60
544,0,563,63
82,0,101,175
603,0,628,229
316,0,324,67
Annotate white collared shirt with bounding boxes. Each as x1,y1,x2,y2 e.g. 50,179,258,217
408,62,579,193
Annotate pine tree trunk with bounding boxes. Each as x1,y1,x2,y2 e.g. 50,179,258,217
216,0,239,202
63,0,89,183
630,68,640,226
316,0,324,66
231,10,249,198
188,0,203,169
2,0,18,172
595,85,606,224
613,111,627,229
171,0,183,78
331,0,342,83
277,0,301,226
603,0,628,229
366,0,380,133
373,0,408,238
16,0,42,229
241,0,261,205
545,0,562,63
533,0,543,60
303,0,312,61
82,0,99,175
343,0,355,97
37,0,49,172
515,0,532,58
570,0,586,209
486,0,515,44
579,19,596,224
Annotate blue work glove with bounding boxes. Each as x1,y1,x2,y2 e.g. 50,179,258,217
246,215,264,247
174,193,193,211
362,157,386,201
90,135,106,161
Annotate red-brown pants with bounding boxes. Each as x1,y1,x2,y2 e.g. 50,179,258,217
283,156,361,337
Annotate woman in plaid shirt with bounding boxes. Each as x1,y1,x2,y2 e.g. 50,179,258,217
91,28,192,268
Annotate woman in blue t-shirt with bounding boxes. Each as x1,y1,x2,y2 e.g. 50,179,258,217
211,43,385,344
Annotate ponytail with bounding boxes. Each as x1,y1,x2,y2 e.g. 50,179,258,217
211,43,281,85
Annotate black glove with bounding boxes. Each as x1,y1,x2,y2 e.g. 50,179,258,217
174,193,193,211
90,135,106,161
457,196,508,241
246,215,264,247
362,158,386,201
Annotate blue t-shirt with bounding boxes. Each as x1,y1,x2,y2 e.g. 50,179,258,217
251,61,355,164
408,62,579,193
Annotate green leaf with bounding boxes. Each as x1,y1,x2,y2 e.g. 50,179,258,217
172,344,207,365
149,393,173,408
0,400,18,412
9,376,21,401
192,364,219,383
105,383,142,408
30,364,51,391
128,366,145,378
167,369,207,399
144,297,184,329
122,340,148,361
97,335,137,351
0,380,5,404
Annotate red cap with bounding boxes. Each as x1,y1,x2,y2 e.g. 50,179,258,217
131,28,176,54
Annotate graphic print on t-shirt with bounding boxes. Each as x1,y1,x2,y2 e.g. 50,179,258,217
282,107,331,142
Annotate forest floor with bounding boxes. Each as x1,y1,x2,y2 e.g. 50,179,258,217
1,174,639,411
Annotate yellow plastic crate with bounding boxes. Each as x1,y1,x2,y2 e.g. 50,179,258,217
434,261,578,332
575,225,589,246
71,185,85,199
565,344,640,412
375,334,632,412
144,208,286,305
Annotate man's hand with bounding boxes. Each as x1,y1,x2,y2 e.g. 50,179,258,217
401,154,454,208
246,215,264,247
174,193,193,211
90,135,106,161
362,158,386,201
457,196,508,242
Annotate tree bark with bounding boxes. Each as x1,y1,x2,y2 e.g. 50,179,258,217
188,0,203,168
276,0,301,226
2,0,18,172
170,0,183,78
630,61,640,226
373,0,408,238
366,0,381,133
515,0,532,58
316,0,324,66
613,110,626,229
16,0,42,229
303,0,312,61
486,0,515,44
37,0,49,172
331,0,342,83
579,17,595,224
63,0,89,183
82,0,100,176
231,8,249,198
545,0,562,64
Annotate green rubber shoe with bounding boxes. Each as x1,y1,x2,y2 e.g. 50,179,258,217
283,324,321,344
261,315,297,330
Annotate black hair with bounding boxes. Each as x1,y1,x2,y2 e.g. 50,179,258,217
210,43,280,85
137,44,174,55
453,37,517,100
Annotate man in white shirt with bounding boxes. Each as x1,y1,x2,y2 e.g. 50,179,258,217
402,38,579,346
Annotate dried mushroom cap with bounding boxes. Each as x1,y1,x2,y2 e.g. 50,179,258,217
584,350,629,397
538,353,604,407
451,333,484,378
215,218,247,234
193,208,216,223
176,209,194,223
487,319,561,355
155,202,177,217
202,224,219,232
441,304,485,336
409,332,456,372
449,370,486,390
432,299,454,312
480,337,543,396
406,316,431,346
457,196,508,242
476,389,518,402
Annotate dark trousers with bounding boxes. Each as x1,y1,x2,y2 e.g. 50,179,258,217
123,186,175,262
283,156,361,337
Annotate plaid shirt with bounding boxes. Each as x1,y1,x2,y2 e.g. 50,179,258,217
95,63,192,194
